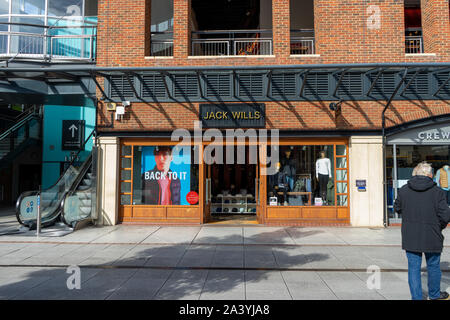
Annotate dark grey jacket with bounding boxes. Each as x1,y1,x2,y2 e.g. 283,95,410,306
394,175,450,253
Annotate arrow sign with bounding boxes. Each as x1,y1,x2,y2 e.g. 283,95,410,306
62,120,85,151
69,124,78,138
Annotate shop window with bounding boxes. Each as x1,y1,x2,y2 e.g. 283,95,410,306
387,144,450,223
120,144,199,206
267,144,349,207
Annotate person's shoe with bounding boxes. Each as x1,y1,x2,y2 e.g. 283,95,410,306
429,292,450,300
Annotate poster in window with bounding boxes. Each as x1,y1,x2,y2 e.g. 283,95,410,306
141,146,193,205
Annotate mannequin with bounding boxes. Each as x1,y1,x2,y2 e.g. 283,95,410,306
269,162,289,205
436,165,450,205
316,151,332,203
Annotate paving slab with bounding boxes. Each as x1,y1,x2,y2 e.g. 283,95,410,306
281,272,338,300
92,226,159,244
211,245,244,268
243,227,295,245
317,271,386,300
154,269,208,300
193,227,243,244
142,227,201,244
200,270,245,300
272,246,341,269
286,228,347,245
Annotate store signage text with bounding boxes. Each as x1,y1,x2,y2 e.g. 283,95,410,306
417,131,450,141
200,103,265,128
202,111,262,121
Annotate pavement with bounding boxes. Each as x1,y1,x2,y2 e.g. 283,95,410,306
0,207,449,300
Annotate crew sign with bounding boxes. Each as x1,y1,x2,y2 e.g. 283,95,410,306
62,120,85,150
199,103,266,128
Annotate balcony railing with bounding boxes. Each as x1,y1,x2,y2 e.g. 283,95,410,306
191,30,273,56
290,29,315,55
0,22,97,62
405,36,423,54
405,28,423,54
151,31,173,57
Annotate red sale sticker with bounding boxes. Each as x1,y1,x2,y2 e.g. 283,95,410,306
186,191,199,205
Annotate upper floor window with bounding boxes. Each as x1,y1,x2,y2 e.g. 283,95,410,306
0,0,98,60
290,0,314,55
405,0,423,54
150,0,173,57
190,0,273,56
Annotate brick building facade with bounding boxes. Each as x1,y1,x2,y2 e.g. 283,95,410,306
93,0,450,227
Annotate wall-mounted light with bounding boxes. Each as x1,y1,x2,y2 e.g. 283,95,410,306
329,100,343,112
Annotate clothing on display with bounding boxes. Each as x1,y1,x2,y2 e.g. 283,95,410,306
436,165,450,205
316,155,332,202
315,158,332,178
327,179,335,205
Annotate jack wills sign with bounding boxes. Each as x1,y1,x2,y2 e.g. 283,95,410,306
199,103,265,128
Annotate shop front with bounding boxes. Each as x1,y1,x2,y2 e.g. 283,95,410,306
386,116,450,224
117,136,350,226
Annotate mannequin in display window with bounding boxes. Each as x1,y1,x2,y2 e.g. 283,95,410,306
316,151,332,203
269,162,289,206
435,164,450,205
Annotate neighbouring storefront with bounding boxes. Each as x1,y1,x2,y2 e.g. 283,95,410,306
386,116,450,224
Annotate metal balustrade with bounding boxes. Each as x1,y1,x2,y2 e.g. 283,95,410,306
191,30,273,56
405,36,423,54
151,41,174,57
0,23,97,62
290,29,315,55
150,31,173,57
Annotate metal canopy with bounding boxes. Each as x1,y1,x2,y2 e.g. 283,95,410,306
0,63,449,104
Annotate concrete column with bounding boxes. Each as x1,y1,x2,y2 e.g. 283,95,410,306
349,136,384,227
97,136,120,226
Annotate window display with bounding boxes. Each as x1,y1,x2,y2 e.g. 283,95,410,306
266,145,347,207
387,145,450,222
120,145,199,206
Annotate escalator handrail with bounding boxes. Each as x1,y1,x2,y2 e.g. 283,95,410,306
0,106,41,142
60,153,93,227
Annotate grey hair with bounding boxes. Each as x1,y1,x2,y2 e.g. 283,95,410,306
412,161,433,177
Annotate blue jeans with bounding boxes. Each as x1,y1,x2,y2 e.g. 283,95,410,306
406,251,442,300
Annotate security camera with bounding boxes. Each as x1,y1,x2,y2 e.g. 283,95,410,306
122,101,131,107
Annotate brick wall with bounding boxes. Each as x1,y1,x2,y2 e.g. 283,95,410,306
97,0,450,67
96,0,450,132
97,100,450,132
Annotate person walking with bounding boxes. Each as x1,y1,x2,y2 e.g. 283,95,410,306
394,161,450,300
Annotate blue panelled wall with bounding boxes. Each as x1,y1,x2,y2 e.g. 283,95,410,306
41,99,95,189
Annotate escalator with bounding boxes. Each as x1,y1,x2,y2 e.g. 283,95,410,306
15,136,97,233
60,147,97,231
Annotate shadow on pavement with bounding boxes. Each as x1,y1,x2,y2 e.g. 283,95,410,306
0,229,330,300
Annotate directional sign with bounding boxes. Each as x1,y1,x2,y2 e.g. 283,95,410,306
62,120,85,151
